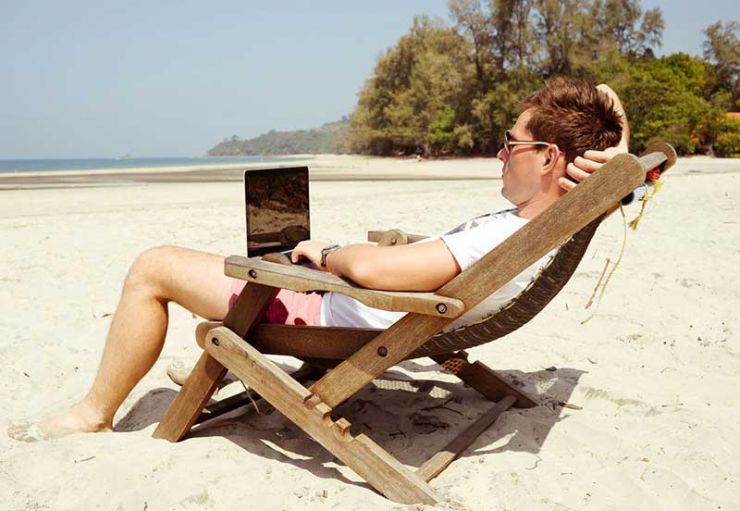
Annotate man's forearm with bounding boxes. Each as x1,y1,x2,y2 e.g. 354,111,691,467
324,239,459,292
324,243,378,285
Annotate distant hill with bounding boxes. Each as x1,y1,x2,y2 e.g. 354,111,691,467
207,118,350,156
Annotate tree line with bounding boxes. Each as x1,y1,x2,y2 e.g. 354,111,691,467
347,0,739,157
208,119,349,156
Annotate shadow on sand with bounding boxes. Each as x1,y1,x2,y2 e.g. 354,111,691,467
115,360,586,491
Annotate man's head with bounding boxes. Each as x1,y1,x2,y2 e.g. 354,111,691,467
498,77,623,212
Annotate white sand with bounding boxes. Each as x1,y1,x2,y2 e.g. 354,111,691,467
1,155,739,510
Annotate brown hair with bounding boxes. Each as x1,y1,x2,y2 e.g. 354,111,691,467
521,77,622,164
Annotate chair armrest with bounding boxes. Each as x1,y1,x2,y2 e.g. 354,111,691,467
367,229,429,245
224,256,464,318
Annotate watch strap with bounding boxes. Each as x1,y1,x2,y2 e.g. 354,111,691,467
320,244,341,268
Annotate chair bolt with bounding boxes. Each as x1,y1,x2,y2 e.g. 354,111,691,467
377,346,388,357
436,303,448,314
248,269,257,279
211,338,220,346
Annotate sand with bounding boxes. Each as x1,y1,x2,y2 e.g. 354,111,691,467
1,154,739,510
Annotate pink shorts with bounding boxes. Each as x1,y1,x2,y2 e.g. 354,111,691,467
228,279,323,326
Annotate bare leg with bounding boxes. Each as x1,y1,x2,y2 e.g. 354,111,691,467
9,246,234,441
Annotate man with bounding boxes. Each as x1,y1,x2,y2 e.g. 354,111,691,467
9,78,628,441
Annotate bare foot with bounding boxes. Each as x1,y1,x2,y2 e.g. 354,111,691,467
7,401,112,442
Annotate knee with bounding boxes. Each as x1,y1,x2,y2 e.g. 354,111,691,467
123,245,179,298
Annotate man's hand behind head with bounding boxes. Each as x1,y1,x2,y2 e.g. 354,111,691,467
558,146,628,192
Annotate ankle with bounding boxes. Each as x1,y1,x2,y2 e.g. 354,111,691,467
74,399,113,430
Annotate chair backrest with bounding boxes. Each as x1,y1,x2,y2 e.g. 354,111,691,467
411,143,676,358
410,215,602,357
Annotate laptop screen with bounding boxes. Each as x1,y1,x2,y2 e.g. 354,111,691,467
244,166,310,257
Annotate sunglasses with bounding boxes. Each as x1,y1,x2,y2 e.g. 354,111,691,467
503,130,551,154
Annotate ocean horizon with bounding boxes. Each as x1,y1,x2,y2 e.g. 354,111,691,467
0,155,309,174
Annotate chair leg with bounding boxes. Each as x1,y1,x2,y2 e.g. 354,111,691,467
153,282,278,442
205,326,438,505
431,351,538,408
153,351,227,441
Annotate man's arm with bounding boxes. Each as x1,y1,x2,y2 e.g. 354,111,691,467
291,239,460,291
558,83,630,191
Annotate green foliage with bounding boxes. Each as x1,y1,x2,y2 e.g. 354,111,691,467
703,21,740,109
208,119,349,156
349,16,475,156
619,53,719,154
345,0,738,157
210,2,736,158
713,116,740,157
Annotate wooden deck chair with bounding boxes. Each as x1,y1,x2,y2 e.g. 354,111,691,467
153,144,676,504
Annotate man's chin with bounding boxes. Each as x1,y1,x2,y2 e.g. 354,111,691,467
501,186,512,203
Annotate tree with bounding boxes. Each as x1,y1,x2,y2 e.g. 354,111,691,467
349,16,476,156
347,0,740,158
617,53,718,154
703,21,740,109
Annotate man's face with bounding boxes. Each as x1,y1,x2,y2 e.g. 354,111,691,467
497,110,548,206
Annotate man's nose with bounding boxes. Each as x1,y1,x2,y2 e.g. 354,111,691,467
497,148,506,161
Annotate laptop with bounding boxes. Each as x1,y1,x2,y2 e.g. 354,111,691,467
243,166,311,258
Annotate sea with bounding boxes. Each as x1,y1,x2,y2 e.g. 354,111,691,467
0,156,307,174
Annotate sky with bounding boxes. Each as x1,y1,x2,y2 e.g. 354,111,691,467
0,0,736,159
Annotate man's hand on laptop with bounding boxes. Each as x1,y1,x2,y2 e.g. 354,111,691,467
292,240,330,268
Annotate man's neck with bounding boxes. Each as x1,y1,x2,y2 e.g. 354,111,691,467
515,191,563,219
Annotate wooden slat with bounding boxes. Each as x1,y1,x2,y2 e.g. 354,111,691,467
224,256,464,318
431,352,537,408
640,143,677,173
195,321,223,349
416,395,516,482
252,324,380,358
310,153,646,408
196,321,380,359
153,282,277,441
205,327,438,505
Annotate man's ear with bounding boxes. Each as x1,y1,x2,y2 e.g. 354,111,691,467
541,144,561,174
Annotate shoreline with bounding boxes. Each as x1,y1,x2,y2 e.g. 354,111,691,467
0,154,503,190
1,154,738,191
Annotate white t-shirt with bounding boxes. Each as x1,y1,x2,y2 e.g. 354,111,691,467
320,209,554,332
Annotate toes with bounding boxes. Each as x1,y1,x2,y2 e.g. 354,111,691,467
7,421,47,443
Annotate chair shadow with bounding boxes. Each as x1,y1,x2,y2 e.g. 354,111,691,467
116,361,586,490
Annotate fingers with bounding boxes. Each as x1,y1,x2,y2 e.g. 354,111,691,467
562,147,631,192
558,176,576,192
561,153,608,192
566,160,596,181
290,240,328,266
576,149,613,163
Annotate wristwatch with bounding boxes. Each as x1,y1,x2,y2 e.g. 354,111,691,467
320,244,341,268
